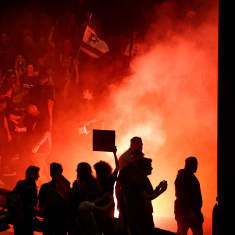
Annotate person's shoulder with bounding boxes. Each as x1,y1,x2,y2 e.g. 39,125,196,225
17,179,25,184
118,149,131,167
175,169,194,184
72,179,79,189
119,149,131,159
118,164,134,183
39,181,52,190
177,169,185,175
12,180,27,193
59,175,71,188
63,176,70,185
14,180,25,188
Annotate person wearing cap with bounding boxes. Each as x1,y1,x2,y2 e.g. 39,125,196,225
118,136,143,170
174,156,204,235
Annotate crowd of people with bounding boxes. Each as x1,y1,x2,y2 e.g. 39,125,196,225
0,5,88,178
1,3,205,235
0,3,138,179
0,136,204,235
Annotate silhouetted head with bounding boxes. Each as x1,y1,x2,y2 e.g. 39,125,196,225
185,156,198,173
130,136,143,151
77,162,93,181
25,165,40,182
94,161,112,179
50,162,63,179
136,157,152,175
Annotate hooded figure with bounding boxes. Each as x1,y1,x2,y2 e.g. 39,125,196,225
174,156,204,235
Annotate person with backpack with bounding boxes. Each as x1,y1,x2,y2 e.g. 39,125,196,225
7,165,40,235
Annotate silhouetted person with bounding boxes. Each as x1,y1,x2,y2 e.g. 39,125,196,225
70,162,102,235
94,146,119,214
117,155,167,235
174,156,204,235
93,147,119,235
38,162,70,235
8,165,40,235
22,64,38,89
27,71,54,154
118,136,143,170
116,144,145,217
25,71,54,177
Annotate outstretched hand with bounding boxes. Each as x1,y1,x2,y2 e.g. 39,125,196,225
156,180,168,194
113,146,117,155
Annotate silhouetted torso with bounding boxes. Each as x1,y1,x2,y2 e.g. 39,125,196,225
38,179,70,235
117,161,155,235
174,168,204,235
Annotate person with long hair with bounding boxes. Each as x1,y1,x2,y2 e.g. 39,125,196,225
9,165,40,235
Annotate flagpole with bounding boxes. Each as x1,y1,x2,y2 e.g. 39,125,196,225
77,13,93,59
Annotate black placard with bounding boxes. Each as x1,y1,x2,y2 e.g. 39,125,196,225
93,129,115,152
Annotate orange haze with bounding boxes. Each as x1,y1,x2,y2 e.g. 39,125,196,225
7,1,218,235
55,3,217,235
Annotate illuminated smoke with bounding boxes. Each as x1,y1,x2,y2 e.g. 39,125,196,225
85,2,217,233
6,1,217,234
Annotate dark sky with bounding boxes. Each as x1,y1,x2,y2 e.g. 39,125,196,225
0,0,161,35
0,0,215,42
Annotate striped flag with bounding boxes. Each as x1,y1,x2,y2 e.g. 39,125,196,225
80,25,109,58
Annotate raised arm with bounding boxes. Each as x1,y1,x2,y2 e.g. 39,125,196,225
113,146,120,172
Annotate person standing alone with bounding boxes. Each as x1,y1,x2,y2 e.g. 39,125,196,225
174,156,204,235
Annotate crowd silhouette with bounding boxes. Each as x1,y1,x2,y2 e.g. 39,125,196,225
0,3,205,234
0,1,134,181
0,136,204,235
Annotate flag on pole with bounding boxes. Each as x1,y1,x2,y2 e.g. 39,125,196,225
80,25,109,58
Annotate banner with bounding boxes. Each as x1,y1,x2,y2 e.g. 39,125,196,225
80,25,109,58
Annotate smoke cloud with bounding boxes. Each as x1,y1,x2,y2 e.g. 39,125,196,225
56,1,218,233
6,1,217,234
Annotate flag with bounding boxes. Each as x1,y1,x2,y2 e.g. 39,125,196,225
80,25,109,58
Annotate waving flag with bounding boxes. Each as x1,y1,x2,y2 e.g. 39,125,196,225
80,25,109,58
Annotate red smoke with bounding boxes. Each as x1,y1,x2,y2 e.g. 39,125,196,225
9,1,217,234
